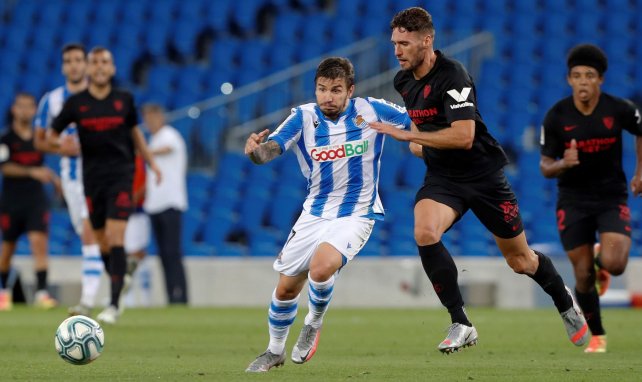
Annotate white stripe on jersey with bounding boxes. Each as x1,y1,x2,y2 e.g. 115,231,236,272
35,85,82,181
268,97,410,220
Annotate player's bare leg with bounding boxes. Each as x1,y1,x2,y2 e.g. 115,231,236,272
29,231,57,309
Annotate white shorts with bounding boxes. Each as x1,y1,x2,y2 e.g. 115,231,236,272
273,211,375,276
61,178,89,235
124,212,151,254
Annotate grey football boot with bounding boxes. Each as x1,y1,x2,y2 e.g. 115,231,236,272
438,323,478,354
245,350,286,372
291,324,322,364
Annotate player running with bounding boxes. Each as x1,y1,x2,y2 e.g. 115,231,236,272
34,43,104,317
49,47,161,324
245,57,411,372
540,44,642,353
371,7,588,353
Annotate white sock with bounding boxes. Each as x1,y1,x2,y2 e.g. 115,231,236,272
304,274,334,329
267,290,299,355
80,244,103,308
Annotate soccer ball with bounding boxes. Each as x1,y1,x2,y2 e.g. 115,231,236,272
54,315,105,365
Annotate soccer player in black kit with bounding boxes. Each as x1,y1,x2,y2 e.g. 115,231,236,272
370,7,588,353
49,47,161,324
540,44,642,353
0,93,59,310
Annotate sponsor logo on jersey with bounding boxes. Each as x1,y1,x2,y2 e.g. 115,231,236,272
563,125,577,131
447,87,474,109
602,116,614,130
310,139,369,162
566,137,617,153
447,87,471,102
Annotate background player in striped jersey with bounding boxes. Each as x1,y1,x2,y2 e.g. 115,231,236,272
540,44,642,353
245,57,412,373
0,93,59,310
33,43,104,317
371,7,588,353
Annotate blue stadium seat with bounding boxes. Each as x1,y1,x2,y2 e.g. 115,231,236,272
92,1,120,25
209,38,240,72
271,12,303,46
143,23,170,57
230,0,265,33
202,0,232,33
149,0,176,24
170,19,204,58
239,39,269,72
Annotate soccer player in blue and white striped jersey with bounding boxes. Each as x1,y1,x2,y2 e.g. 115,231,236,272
33,43,103,317
245,57,412,373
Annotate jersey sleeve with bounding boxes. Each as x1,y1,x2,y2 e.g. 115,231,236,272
51,97,75,134
34,92,50,129
441,66,477,123
367,97,411,130
540,109,562,158
621,99,642,136
267,107,304,153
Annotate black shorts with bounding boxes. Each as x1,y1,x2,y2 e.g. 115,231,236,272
415,169,523,239
0,202,49,242
84,180,133,230
556,196,631,251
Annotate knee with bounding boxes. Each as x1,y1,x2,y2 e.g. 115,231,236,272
604,259,627,276
414,226,442,246
274,285,299,301
308,266,334,283
504,251,537,275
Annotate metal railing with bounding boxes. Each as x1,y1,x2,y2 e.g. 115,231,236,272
166,32,494,166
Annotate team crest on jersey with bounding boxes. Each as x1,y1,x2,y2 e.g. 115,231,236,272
354,115,368,129
114,100,123,111
423,84,431,99
602,116,614,130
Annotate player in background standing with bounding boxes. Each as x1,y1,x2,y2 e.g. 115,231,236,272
49,47,161,324
33,43,103,316
370,7,588,353
245,57,412,372
141,103,188,304
540,44,642,353
0,93,59,310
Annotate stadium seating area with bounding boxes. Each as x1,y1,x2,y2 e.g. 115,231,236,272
1,0,642,257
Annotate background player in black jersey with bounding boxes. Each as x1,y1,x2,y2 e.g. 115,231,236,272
0,93,59,310
49,47,161,324
540,44,642,353
370,7,587,353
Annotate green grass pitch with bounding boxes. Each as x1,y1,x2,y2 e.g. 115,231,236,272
1,306,640,381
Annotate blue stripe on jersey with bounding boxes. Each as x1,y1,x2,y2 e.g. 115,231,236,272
337,115,363,217
269,107,303,153
310,107,333,216
296,127,313,190
34,93,50,128
365,133,385,221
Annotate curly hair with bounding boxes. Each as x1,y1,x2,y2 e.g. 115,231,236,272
567,44,608,75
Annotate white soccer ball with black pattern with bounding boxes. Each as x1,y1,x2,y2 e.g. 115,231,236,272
54,315,105,365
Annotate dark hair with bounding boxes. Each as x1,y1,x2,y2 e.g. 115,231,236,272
89,46,111,57
567,44,608,75
7,92,36,124
390,7,434,34
315,57,355,88
141,103,165,113
61,43,86,58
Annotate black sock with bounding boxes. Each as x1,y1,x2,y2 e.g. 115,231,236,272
36,270,47,291
575,288,605,335
0,272,9,288
101,253,111,276
528,251,572,313
110,246,126,308
418,242,471,326
594,254,604,270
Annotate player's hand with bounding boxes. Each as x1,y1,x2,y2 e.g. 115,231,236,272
58,135,80,156
409,142,423,158
369,122,409,141
245,129,270,155
150,162,162,185
29,167,56,184
562,139,580,168
631,175,642,197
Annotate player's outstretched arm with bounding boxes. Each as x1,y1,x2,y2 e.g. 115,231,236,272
245,129,282,165
132,127,162,184
370,120,474,150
